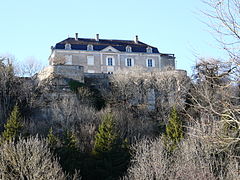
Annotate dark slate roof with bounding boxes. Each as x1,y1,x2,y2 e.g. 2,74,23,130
54,37,160,53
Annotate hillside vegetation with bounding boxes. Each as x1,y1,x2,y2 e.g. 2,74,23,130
1,0,240,179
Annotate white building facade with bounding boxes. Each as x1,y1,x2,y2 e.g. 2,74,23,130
49,33,175,74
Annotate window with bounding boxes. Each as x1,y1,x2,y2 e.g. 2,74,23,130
148,59,153,67
146,47,152,53
106,56,115,66
65,55,72,65
107,72,113,74
65,43,71,50
87,44,93,51
87,56,94,65
125,58,134,67
126,46,132,52
146,59,155,67
108,58,113,66
127,58,132,66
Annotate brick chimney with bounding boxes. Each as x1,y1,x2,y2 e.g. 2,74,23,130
75,33,78,41
134,35,139,43
96,34,99,41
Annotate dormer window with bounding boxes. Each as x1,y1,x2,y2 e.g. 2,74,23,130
146,47,152,53
65,43,71,50
87,44,93,51
126,46,132,52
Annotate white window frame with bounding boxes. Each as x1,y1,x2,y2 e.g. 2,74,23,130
125,58,134,67
146,47,152,53
106,56,115,66
146,58,155,67
87,56,94,65
87,44,93,51
65,43,71,50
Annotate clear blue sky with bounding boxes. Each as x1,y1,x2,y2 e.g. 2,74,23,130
0,0,227,74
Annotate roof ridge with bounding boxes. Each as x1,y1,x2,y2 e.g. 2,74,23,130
56,37,160,53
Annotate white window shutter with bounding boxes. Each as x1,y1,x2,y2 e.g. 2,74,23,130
106,58,108,65
146,59,148,67
87,56,94,65
132,59,134,66
112,58,115,66
152,59,155,67
65,55,72,65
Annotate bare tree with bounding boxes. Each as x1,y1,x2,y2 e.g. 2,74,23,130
109,67,149,108
0,136,68,180
183,57,240,155
122,64,240,180
51,54,66,65
109,67,189,122
124,121,240,180
123,137,171,180
0,56,34,124
15,56,44,77
202,0,240,61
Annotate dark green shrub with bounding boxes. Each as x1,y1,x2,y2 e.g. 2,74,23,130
68,80,85,92
68,79,106,110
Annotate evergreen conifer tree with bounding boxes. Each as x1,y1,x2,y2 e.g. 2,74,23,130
89,113,130,180
62,130,78,150
164,107,183,151
55,130,80,174
2,105,23,141
47,127,58,149
93,113,118,154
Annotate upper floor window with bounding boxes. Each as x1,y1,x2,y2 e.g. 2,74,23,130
146,47,152,53
87,44,93,51
127,58,132,66
65,43,71,50
107,57,113,66
87,56,94,65
125,58,134,67
126,46,132,52
146,59,155,67
106,56,115,66
65,55,72,65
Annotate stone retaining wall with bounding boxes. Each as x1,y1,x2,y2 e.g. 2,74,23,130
37,65,84,83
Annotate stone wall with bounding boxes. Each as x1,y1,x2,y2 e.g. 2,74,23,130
160,55,175,68
84,73,110,90
36,65,84,83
